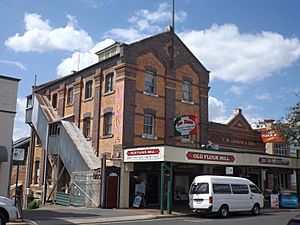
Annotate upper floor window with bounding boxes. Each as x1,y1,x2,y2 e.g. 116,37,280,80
144,71,156,94
275,143,288,155
105,73,114,93
26,96,33,108
52,93,58,108
66,87,74,105
143,114,154,136
34,160,40,184
182,81,192,101
83,117,91,139
104,113,112,135
85,80,93,99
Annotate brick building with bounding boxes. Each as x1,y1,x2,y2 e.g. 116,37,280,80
24,30,299,209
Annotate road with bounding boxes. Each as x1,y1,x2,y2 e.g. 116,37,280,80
100,211,299,225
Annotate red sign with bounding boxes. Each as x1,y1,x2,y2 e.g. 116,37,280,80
186,152,235,162
174,115,198,136
258,157,290,165
261,130,284,143
127,149,160,156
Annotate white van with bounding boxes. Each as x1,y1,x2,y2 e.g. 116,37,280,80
189,175,264,218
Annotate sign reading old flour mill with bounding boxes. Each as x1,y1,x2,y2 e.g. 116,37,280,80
186,151,236,163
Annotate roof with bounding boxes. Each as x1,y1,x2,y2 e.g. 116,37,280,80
13,137,30,148
0,74,20,82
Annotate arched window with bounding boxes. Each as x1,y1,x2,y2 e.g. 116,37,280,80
83,117,91,139
85,80,93,99
66,87,74,105
34,160,40,184
104,113,112,135
143,114,154,136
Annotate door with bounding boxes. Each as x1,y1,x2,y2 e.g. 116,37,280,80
147,174,159,204
106,175,119,208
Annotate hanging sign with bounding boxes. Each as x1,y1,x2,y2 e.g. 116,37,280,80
261,130,284,143
174,115,198,136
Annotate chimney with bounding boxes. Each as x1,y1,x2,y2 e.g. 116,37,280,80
234,108,242,114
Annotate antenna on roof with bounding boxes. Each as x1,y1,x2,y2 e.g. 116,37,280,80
77,50,81,71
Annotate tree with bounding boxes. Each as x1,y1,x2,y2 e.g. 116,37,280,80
275,99,300,145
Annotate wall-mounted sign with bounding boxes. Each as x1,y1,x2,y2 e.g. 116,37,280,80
261,130,284,143
13,148,25,161
174,115,198,136
186,151,235,163
226,167,234,175
258,157,290,166
114,81,124,145
124,148,162,161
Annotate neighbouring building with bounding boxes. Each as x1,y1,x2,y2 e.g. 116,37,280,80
24,29,300,210
0,74,20,197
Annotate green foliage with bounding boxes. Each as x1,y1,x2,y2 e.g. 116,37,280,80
27,199,39,209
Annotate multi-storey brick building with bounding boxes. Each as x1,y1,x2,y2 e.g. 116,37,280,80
25,30,299,210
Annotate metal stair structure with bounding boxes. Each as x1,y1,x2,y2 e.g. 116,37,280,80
26,93,101,176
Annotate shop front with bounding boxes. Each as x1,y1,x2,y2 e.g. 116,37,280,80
123,145,299,212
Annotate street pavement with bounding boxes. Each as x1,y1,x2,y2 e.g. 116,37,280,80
8,204,300,225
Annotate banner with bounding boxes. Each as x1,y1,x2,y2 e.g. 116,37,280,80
174,115,198,136
261,130,284,143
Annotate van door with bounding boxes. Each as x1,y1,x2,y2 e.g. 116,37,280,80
231,184,252,211
249,184,263,207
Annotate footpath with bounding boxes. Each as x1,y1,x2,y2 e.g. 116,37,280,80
8,205,300,225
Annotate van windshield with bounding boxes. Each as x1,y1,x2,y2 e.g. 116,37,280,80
189,183,209,194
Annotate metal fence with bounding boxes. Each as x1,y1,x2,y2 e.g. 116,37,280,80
70,171,101,207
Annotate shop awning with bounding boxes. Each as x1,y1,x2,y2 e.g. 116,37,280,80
0,146,8,162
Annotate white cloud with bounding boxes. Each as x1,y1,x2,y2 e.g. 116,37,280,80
179,24,300,83
228,85,243,95
13,98,30,140
57,39,115,76
0,60,27,70
5,13,93,52
208,96,228,122
255,92,272,100
105,3,187,43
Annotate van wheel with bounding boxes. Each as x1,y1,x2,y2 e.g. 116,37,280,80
251,204,260,215
218,205,229,218
0,211,7,225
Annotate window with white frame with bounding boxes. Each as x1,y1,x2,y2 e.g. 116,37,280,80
144,71,156,94
182,80,192,101
275,143,288,155
143,114,154,136
104,113,112,135
105,73,114,93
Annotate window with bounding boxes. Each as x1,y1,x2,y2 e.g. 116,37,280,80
105,73,114,93
52,93,58,108
189,183,209,194
250,184,262,194
66,87,74,105
144,71,156,94
34,160,40,184
213,184,231,194
85,80,93,99
143,114,154,136
182,81,192,101
231,184,249,194
275,143,288,155
83,117,91,139
182,135,190,142
26,96,33,108
104,113,112,135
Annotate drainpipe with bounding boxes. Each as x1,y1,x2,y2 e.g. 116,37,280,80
42,124,49,205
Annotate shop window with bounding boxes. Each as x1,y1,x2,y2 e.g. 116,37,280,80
52,93,58,108
144,71,156,95
105,73,114,93
182,80,192,101
213,184,231,194
85,80,93,99
103,113,112,135
143,114,154,137
34,160,40,184
66,87,74,105
231,184,249,194
83,117,91,139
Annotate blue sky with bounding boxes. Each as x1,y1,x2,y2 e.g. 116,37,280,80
1,0,300,140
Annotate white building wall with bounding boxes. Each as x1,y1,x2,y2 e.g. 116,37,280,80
0,75,19,197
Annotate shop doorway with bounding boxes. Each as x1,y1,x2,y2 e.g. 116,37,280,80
147,174,159,204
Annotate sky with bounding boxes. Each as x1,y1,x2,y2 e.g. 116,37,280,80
1,0,300,140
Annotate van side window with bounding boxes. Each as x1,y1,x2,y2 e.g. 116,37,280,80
231,184,249,194
249,184,262,194
190,183,209,194
213,184,231,194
